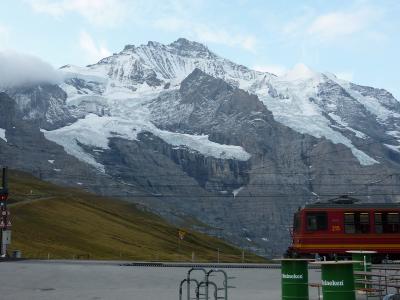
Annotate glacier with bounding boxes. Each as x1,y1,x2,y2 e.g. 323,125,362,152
43,112,251,172
48,38,400,168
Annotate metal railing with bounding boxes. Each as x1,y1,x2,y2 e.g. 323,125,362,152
179,267,235,300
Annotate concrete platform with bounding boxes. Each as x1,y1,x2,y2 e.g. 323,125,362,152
0,260,359,299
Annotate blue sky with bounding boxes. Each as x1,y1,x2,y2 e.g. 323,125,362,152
0,0,399,98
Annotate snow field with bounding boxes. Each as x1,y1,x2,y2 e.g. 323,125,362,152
49,40,400,168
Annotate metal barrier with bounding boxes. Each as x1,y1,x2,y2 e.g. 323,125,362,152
179,267,235,300
188,268,208,299
197,281,218,300
347,250,376,289
207,269,235,300
179,279,199,300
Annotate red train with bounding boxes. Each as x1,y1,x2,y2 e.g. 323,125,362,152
288,196,400,260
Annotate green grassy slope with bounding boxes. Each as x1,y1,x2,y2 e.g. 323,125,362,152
6,170,265,262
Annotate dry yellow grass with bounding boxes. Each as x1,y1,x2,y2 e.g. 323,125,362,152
6,170,265,262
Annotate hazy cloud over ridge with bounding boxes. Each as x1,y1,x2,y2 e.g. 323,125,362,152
27,0,127,27
0,51,61,88
307,7,382,41
79,31,111,63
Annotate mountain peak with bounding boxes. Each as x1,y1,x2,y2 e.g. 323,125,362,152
122,41,164,52
123,44,136,51
169,38,212,55
181,68,215,87
121,39,212,58
147,41,163,47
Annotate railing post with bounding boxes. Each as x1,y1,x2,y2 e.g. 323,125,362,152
179,279,187,300
346,250,376,289
188,268,207,300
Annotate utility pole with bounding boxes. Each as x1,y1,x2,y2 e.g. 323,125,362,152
0,167,11,258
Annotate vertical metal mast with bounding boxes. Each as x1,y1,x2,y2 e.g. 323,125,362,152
0,167,11,257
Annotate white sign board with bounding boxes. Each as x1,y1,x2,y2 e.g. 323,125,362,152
1,230,11,245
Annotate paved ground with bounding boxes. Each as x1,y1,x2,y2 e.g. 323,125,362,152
0,260,364,300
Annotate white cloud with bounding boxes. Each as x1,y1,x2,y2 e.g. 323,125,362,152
283,63,316,81
0,25,10,49
0,51,61,88
282,13,312,38
335,71,354,81
79,31,111,63
0,25,8,36
307,8,381,41
154,17,258,52
154,17,185,32
252,64,287,76
27,0,127,27
193,24,257,52
280,5,385,46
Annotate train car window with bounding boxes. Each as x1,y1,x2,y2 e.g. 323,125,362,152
293,212,300,232
359,213,370,233
386,212,398,233
387,213,400,233
375,212,400,233
344,212,370,233
306,212,327,231
344,213,355,233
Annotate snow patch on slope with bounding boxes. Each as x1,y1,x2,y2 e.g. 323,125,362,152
330,77,400,122
0,128,7,142
255,73,377,165
157,131,251,160
328,113,367,139
43,113,250,171
384,131,400,152
384,144,400,153
387,131,400,138
61,65,108,83
233,186,244,198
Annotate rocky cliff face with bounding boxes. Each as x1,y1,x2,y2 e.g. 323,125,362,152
0,94,153,201
2,38,400,256
5,84,75,130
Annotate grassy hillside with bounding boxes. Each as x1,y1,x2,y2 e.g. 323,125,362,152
5,170,265,262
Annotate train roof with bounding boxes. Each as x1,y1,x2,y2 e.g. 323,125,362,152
304,202,400,209
303,195,400,209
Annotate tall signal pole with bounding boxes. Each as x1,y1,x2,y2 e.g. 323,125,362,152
0,167,11,258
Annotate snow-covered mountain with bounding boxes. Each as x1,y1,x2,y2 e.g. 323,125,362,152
2,38,400,256
54,38,400,169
